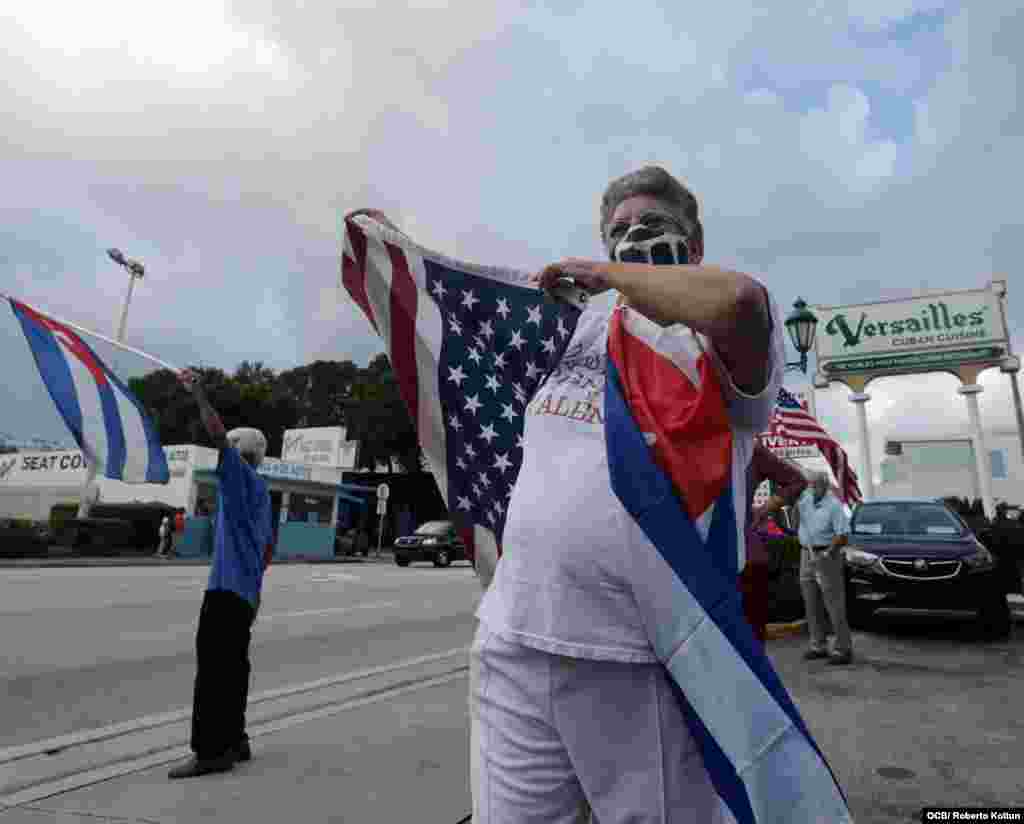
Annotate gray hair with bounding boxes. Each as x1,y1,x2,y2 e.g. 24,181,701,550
599,166,703,256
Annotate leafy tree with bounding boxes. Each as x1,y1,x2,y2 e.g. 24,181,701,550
129,354,420,472
130,366,300,456
277,359,360,428
344,355,420,472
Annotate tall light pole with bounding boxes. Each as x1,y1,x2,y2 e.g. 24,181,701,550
77,248,147,521
107,248,145,344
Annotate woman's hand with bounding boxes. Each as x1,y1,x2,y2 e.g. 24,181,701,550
530,258,616,296
345,209,405,236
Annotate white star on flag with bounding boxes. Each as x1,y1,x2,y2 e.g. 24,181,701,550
541,337,557,354
448,365,468,386
464,394,483,414
456,456,467,470
465,443,477,459
448,316,462,335
556,317,569,339
472,483,482,498
478,471,490,487
479,319,495,339
493,352,508,370
457,496,471,510
468,348,482,364
501,403,518,422
496,298,511,319
479,423,498,444
508,330,526,350
449,414,462,431
462,289,480,310
493,453,513,472
525,361,541,379
432,281,447,299
526,305,543,325
485,374,501,393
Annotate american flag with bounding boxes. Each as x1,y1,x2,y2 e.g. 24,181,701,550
766,387,862,504
341,213,581,572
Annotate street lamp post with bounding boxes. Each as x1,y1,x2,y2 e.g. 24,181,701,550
77,248,146,520
107,248,145,344
783,297,818,374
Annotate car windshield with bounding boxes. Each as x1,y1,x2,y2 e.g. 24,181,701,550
851,503,964,537
414,521,452,536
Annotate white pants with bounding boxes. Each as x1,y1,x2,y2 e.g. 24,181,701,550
470,624,726,824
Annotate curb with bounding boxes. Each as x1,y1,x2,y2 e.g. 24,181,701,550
765,620,807,640
0,555,395,569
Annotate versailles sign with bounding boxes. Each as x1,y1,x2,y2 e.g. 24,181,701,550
813,282,1009,387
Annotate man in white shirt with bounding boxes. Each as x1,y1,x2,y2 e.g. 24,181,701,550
793,472,852,665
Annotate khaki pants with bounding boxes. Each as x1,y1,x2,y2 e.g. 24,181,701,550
799,547,852,655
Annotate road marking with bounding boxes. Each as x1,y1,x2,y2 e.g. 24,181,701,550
260,601,398,621
0,646,468,768
309,572,361,582
0,668,469,810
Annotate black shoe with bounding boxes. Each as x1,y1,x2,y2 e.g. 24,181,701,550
803,648,829,661
236,737,252,762
168,752,236,779
828,651,853,666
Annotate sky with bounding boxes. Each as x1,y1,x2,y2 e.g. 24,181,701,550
1,0,1022,485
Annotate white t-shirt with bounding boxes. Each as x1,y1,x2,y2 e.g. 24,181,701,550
476,293,784,662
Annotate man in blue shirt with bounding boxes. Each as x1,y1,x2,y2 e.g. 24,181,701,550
169,370,275,779
793,471,852,665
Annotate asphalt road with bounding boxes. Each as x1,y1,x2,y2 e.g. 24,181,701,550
0,561,482,749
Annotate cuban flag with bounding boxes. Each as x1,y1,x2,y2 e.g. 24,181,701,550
9,299,169,484
341,213,851,823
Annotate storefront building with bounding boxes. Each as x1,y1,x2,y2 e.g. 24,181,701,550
0,444,369,560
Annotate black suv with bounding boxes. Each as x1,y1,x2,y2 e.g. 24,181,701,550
393,521,466,568
843,498,1011,639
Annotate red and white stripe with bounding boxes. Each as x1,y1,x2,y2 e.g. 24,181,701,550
764,401,862,505
341,214,503,580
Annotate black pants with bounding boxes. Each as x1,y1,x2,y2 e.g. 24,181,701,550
190,589,256,759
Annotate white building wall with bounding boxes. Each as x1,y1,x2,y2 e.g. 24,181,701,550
878,429,1024,505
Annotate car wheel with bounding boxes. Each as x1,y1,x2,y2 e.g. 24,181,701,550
395,556,410,567
433,549,452,568
976,594,1012,641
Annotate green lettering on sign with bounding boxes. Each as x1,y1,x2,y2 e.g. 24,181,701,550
823,346,1004,374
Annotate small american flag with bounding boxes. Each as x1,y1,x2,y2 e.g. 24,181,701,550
766,387,862,504
342,214,581,570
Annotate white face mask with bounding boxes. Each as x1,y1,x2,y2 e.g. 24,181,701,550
612,222,690,266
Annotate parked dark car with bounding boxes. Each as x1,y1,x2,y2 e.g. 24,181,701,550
394,521,466,568
843,498,1011,639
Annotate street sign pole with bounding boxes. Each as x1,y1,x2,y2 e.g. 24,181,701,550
376,484,389,557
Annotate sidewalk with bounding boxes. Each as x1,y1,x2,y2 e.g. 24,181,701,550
0,671,473,824
1,624,1021,823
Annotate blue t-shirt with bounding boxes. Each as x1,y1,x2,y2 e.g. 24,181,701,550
208,447,272,607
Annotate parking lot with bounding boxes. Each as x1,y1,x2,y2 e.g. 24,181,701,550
782,606,1024,823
